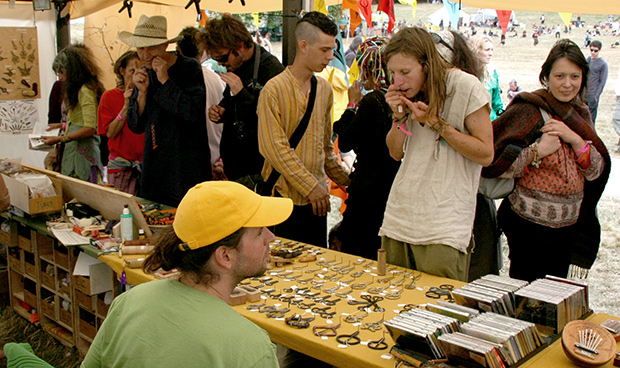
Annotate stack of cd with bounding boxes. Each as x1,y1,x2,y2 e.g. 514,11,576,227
384,308,462,359
452,275,529,316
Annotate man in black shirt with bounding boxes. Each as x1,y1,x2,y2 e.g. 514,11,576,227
202,15,284,190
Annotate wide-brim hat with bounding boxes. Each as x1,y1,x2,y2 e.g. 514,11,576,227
119,14,183,48
173,181,293,251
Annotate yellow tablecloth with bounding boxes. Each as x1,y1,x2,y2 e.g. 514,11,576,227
98,240,466,368
97,240,620,368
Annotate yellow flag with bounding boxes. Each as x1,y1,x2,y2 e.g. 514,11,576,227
315,0,327,14
348,59,360,83
397,0,417,19
252,12,260,30
558,12,572,28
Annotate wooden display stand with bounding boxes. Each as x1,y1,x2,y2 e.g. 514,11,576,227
4,220,117,353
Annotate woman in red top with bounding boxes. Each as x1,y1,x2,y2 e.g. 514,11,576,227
98,51,145,195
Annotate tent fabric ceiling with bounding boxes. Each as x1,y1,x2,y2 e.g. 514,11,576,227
66,0,342,19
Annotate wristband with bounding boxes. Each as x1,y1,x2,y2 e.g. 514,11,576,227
61,135,71,143
531,142,541,168
117,113,125,122
346,102,359,110
575,141,591,155
392,115,412,136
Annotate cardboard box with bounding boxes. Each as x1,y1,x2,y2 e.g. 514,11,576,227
1,172,63,215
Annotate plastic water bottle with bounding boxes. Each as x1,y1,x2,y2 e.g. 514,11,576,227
120,205,133,241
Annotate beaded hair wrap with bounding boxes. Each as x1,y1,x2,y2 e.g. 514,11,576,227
355,37,389,91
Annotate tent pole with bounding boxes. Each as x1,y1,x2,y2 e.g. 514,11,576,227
282,0,302,65
55,8,70,52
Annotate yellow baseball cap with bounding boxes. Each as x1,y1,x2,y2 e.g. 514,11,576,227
173,181,293,251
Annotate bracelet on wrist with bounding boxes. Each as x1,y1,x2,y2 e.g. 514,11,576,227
61,135,71,143
0,191,9,201
346,102,359,110
575,140,591,155
531,142,541,168
392,114,412,136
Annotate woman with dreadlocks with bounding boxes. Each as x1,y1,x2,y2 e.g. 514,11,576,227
330,37,401,260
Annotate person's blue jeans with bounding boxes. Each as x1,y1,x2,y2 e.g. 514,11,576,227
587,94,599,124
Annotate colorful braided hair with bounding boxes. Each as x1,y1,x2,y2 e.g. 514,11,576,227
355,36,389,91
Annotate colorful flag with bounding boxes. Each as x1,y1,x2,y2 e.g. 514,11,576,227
377,0,395,34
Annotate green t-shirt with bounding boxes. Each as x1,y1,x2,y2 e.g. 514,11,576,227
81,279,279,368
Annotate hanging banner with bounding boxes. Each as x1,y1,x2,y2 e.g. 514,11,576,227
377,0,395,34
442,0,460,29
357,0,373,29
0,27,41,101
496,10,512,35
252,12,260,30
559,12,573,28
329,31,349,84
343,0,362,35
199,10,208,27
398,0,417,19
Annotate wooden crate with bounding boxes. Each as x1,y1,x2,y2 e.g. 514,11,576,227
24,290,36,308
74,276,90,295
8,252,21,273
97,294,110,317
41,295,56,319
41,269,55,290
54,249,69,269
75,290,95,313
24,262,36,278
59,307,73,329
79,318,97,340
18,236,31,253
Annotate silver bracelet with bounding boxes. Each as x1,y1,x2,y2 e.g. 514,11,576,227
0,191,9,201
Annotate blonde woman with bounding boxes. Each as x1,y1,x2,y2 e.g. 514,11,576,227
379,27,493,281
470,35,504,120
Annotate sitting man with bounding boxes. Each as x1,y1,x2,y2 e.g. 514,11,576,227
81,181,293,368
506,79,523,101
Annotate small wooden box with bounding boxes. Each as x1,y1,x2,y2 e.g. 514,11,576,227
24,290,36,308
58,281,71,298
24,262,36,278
18,236,31,253
41,296,56,319
79,318,97,340
55,249,69,269
41,270,55,290
97,294,110,317
0,229,9,245
74,276,91,295
59,307,73,329
76,290,95,313
8,253,21,273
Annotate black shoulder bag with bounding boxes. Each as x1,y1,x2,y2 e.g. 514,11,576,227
261,75,317,196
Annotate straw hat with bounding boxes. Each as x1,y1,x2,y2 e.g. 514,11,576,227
119,15,183,48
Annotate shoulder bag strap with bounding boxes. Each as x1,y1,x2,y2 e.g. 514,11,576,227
262,76,318,195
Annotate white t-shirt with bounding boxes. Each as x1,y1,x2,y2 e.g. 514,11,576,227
379,69,491,253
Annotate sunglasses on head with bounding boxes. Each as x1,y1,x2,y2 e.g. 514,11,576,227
430,33,453,52
590,48,600,52
213,49,233,63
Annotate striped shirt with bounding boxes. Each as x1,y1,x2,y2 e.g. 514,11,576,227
258,67,350,205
